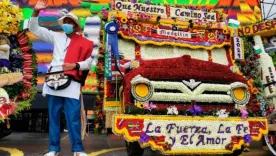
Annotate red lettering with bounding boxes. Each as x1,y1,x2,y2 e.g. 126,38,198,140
271,20,276,29
265,21,272,31
252,25,258,33
238,28,244,36
245,27,251,34
259,23,265,31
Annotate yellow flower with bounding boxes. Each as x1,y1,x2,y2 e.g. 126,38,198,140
7,16,13,22
135,101,145,109
12,6,20,14
2,16,7,21
0,0,22,35
1,0,11,7
11,25,17,31
132,61,139,68
120,17,128,24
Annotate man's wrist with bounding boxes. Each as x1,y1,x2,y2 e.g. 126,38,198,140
75,63,80,70
32,10,40,17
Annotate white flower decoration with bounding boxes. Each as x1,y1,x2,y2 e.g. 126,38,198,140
167,105,178,115
216,109,229,118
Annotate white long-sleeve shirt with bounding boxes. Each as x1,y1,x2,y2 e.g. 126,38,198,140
29,17,93,99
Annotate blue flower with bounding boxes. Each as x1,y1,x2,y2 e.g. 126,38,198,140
188,105,202,116
140,132,150,143
244,134,252,143
145,0,151,5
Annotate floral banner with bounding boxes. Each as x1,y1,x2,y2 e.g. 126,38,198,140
116,19,231,50
113,115,268,155
237,20,276,37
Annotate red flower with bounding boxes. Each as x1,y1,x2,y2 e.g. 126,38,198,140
249,61,254,65
18,36,29,45
163,142,172,151
240,60,246,66
225,143,234,150
96,104,103,109
98,113,103,118
19,92,30,100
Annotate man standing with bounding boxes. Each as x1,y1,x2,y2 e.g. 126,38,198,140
29,0,93,156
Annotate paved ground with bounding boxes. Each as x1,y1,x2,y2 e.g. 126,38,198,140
0,132,273,156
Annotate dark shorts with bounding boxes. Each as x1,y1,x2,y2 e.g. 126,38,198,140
0,59,11,69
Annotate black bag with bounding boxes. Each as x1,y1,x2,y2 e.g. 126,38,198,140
45,67,71,90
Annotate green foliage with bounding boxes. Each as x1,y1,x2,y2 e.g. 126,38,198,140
268,51,276,67
3,82,25,99
14,87,36,114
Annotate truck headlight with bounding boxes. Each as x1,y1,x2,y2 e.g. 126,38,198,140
230,82,250,106
131,75,153,102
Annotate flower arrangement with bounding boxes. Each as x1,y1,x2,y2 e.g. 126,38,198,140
235,36,265,116
0,0,23,35
93,29,106,134
0,30,37,121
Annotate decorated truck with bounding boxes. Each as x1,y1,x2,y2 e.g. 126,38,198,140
98,0,274,155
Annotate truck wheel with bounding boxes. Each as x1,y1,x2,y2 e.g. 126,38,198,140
125,141,144,156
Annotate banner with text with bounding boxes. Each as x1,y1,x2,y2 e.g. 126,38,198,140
114,0,217,22
113,115,268,155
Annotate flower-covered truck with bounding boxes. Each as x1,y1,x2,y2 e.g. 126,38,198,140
100,0,271,155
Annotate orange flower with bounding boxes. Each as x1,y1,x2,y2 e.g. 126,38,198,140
251,88,259,94
247,78,254,87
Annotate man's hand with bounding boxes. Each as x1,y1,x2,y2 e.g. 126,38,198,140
62,63,76,71
34,0,48,11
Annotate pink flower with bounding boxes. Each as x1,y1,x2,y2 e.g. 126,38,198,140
240,108,248,120
102,8,108,19
144,102,157,111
